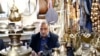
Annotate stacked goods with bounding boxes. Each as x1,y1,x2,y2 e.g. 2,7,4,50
91,0,100,32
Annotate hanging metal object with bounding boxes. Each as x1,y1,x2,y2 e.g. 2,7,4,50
39,0,55,14
8,4,21,22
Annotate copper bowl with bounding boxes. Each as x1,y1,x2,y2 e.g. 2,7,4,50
0,23,8,34
23,25,36,31
0,23,7,29
9,29,23,34
0,31,5,34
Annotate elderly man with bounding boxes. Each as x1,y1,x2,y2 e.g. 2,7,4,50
29,21,59,56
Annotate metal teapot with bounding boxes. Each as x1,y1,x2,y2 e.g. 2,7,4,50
9,4,21,22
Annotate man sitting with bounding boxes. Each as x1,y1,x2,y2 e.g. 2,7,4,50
29,21,60,56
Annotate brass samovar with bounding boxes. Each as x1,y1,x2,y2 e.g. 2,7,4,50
0,1,32,56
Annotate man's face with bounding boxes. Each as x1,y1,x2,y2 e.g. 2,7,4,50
40,23,49,37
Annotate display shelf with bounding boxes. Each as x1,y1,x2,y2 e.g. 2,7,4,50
0,32,33,42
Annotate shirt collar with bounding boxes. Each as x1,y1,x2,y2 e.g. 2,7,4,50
40,32,50,38
47,32,50,38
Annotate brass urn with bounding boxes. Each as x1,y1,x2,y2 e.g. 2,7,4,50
7,35,32,56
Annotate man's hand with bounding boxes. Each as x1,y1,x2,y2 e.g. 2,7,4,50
37,51,43,56
30,51,43,56
30,51,38,56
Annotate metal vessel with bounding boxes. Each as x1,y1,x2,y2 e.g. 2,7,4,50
0,1,32,56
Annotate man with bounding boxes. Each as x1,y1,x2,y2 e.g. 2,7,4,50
29,21,59,55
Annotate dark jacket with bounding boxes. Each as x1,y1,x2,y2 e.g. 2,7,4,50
29,32,59,53
0,39,5,56
0,39,5,51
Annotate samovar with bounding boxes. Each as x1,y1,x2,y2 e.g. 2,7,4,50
6,35,32,56
0,1,32,56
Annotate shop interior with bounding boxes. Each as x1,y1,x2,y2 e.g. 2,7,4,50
0,0,100,56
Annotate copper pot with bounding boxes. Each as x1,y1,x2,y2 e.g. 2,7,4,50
39,0,55,14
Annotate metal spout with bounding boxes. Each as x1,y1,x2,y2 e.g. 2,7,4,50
52,48,60,56
59,41,67,56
